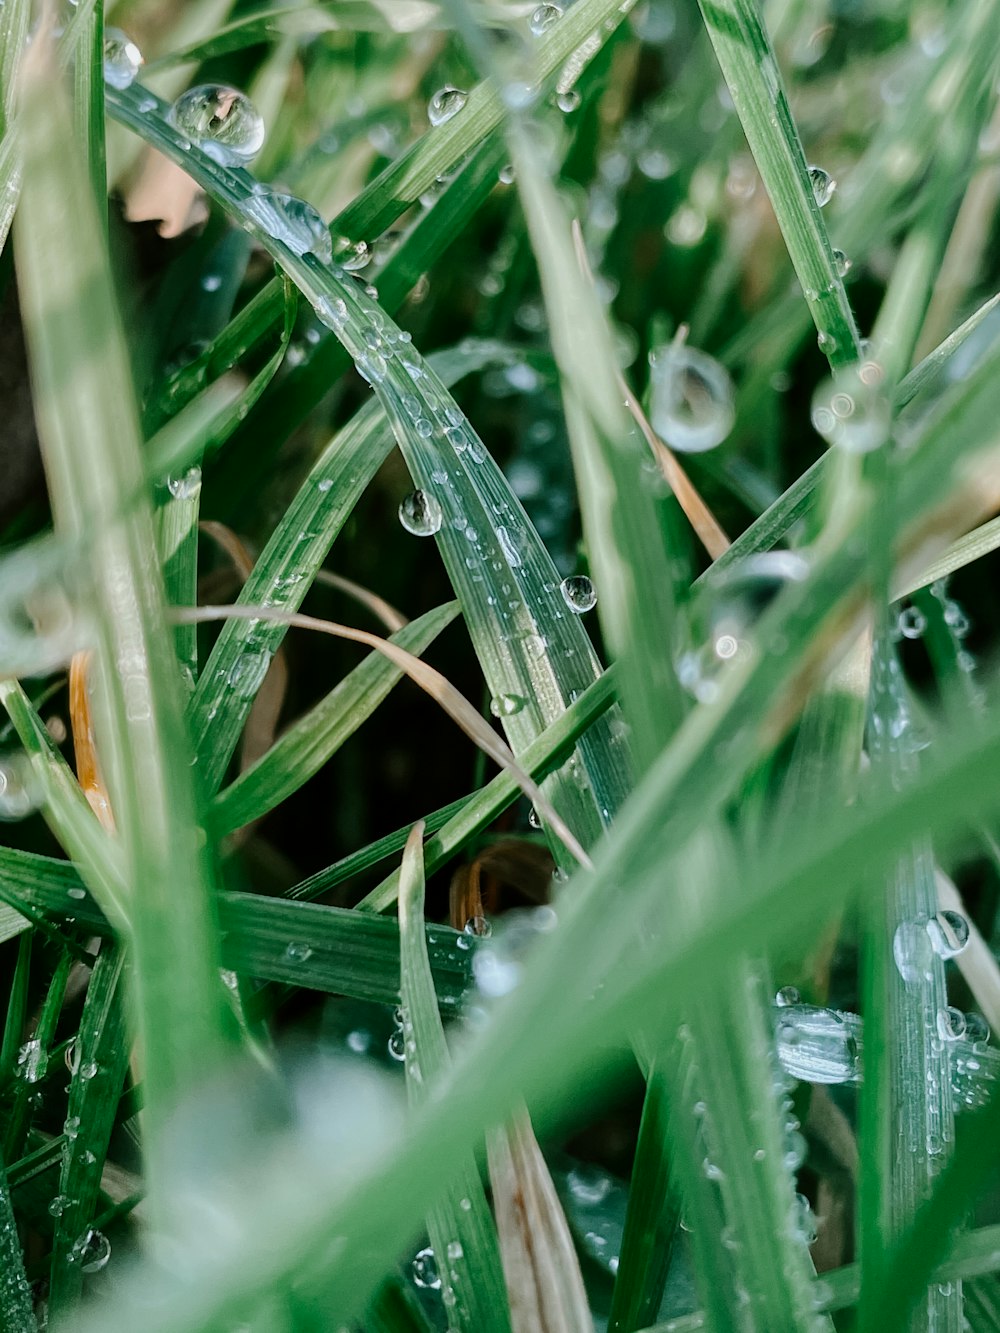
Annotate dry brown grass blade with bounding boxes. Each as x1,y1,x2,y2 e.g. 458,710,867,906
68,652,114,831
312,569,409,633
174,603,593,871
487,1110,592,1333
569,219,731,561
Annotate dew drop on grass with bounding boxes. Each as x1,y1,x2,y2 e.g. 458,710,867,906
775,986,800,1007
892,919,935,984
102,28,142,90
17,1038,47,1083
926,909,969,958
775,1004,858,1084
0,755,42,821
567,1164,612,1205
936,1006,967,1041
387,1029,406,1061
168,85,265,166
428,86,468,126
464,916,491,937
412,1246,440,1288
833,248,852,277
808,164,836,207
498,163,516,185
811,360,890,453
556,89,581,113
560,575,597,613
489,693,526,718
649,342,734,453
48,1194,71,1218
897,605,926,640
792,1193,818,1244
398,490,443,537
332,237,371,271
227,648,272,697
965,1012,990,1045
244,191,332,263
529,3,563,35
285,941,312,964
167,466,202,501
71,1228,111,1274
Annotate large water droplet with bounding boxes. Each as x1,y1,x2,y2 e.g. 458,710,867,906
0,754,42,821
244,191,332,264
103,28,142,90
412,1246,441,1288
649,342,735,453
489,693,526,718
808,164,836,207
529,3,563,36
926,910,969,959
398,490,443,537
811,360,889,454
428,86,468,126
892,919,935,984
775,1004,858,1084
167,466,202,501
556,89,581,113
775,986,800,1008
560,575,597,613
168,85,265,166
832,248,852,278
896,605,926,640
936,1007,966,1042
332,237,371,272
567,1163,612,1206
71,1228,111,1274
227,648,272,698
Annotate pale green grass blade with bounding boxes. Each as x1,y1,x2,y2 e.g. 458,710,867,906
896,516,1000,599
48,946,131,1314
211,601,460,834
0,0,29,257
398,824,511,1333
697,0,860,367
14,38,231,1217
3,950,71,1163
70,0,105,212
186,340,508,794
367,1276,438,1333
896,292,1000,411
0,1150,33,1332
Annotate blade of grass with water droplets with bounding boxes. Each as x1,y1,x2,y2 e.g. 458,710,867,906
0,1148,33,1332
3,949,71,1163
696,0,860,367
211,601,460,834
185,340,512,794
48,945,131,1314
14,40,232,1218
0,0,29,258
398,823,511,1333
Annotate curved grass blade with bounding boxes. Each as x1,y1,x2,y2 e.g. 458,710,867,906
15,38,232,1216
211,601,460,834
398,823,511,1333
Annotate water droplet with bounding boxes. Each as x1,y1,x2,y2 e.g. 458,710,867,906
64,1114,81,1141
48,1194,70,1218
399,489,443,537
528,807,542,830
896,606,926,640
792,1192,818,1244
412,1245,440,1288
808,164,836,207
893,919,935,984
80,1060,99,1080
832,248,852,277
556,89,581,113
965,1012,990,1045
489,693,526,718
811,361,889,453
168,85,265,166
428,87,468,126
936,1007,966,1041
202,273,222,293
498,163,516,185
71,1228,111,1273
167,466,202,501
472,908,555,998
17,1038,47,1083
0,755,41,821
103,27,142,90
560,575,597,613
775,986,800,1007
387,1029,406,1061
227,648,272,697
567,1164,612,1205
649,342,735,453
926,910,969,959
244,191,332,264
464,916,491,937
529,3,563,36
284,941,313,964
775,1004,858,1084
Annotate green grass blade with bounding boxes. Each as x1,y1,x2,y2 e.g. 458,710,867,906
211,601,459,835
398,824,511,1333
896,292,1000,411
697,0,860,367
0,0,29,257
14,37,231,1217
0,1148,33,1332
3,949,71,1163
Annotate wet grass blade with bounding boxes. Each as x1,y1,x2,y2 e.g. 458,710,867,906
398,823,511,1333
0,1149,33,1332
14,36,231,1217
211,601,459,834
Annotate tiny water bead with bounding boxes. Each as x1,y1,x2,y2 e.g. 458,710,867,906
70,1228,111,1274
489,693,526,718
649,341,735,453
166,467,202,501
775,986,801,1007
387,1029,406,1061
0,754,42,821
808,164,836,208
284,941,313,964
168,85,265,166
560,575,597,613
411,1246,441,1289
227,648,272,698
775,1004,859,1084
936,1007,967,1042
926,910,969,959
332,237,371,272
244,192,332,264
556,89,582,113
833,248,852,278
529,3,563,35
102,28,142,90
398,490,443,537
896,605,927,640
965,1012,990,1045
428,86,468,126
810,360,890,454
17,1038,47,1084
